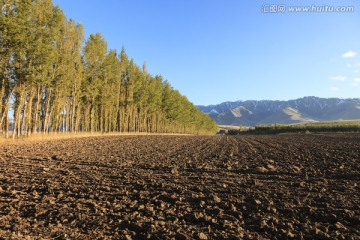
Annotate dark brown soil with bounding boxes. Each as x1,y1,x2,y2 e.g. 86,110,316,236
0,134,359,239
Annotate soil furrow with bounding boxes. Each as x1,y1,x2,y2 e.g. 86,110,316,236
0,134,359,239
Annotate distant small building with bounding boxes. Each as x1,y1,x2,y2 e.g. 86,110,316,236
216,130,226,136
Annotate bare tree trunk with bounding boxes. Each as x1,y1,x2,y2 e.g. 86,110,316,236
20,92,28,136
90,103,94,133
5,116,9,139
75,103,82,133
25,90,36,136
13,87,25,139
66,103,70,133
0,87,15,129
31,86,42,133
43,88,53,134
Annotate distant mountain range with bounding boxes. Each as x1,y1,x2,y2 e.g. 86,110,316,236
197,97,360,126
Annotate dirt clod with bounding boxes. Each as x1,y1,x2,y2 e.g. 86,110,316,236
198,232,208,240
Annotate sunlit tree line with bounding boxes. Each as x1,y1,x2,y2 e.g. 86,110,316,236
0,0,217,138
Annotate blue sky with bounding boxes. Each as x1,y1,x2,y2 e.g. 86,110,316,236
52,0,360,105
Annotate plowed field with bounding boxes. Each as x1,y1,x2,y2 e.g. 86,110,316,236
0,134,359,239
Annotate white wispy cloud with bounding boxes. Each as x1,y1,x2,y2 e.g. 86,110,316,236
331,86,340,91
354,62,360,67
342,51,357,58
354,70,360,74
349,83,359,87
354,78,360,82
330,76,346,81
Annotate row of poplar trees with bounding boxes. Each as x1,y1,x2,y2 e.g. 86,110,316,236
0,0,218,138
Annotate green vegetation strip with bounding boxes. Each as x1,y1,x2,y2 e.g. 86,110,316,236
255,120,360,134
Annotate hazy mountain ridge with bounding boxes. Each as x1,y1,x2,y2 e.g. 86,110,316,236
197,97,360,126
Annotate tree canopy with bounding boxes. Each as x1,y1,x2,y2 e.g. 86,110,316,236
0,0,217,138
